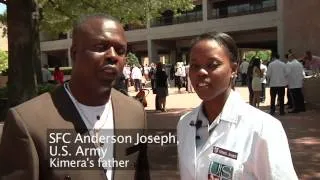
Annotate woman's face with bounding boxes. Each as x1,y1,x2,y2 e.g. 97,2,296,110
189,39,237,101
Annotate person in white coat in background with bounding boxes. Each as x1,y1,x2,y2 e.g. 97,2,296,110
177,32,298,180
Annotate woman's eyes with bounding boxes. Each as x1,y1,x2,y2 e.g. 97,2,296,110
190,61,220,70
207,62,220,69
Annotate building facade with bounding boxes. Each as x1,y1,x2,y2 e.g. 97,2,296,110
39,0,320,67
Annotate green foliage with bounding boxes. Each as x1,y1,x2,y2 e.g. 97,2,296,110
0,12,7,37
0,86,7,99
0,83,56,99
244,51,257,61
257,50,271,62
244,50,271,62
48,67,72,75
0,50,8,74
39,0,194,35
126,52,140,67
0,1,194,37
37,83,56,94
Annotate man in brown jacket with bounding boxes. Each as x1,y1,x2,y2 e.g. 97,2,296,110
0,14,149,180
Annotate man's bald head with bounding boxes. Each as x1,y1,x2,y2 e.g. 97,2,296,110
72,14,121,43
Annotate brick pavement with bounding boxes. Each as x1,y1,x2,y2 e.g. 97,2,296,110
130,86,320,179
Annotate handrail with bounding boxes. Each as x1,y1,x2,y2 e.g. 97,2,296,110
209,1,276,19
150,11,203,27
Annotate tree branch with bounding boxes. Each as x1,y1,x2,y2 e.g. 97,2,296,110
0,0,7,5
82,1,96,9
46,0,74,19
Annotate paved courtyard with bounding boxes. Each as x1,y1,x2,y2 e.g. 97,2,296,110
129,86,320,180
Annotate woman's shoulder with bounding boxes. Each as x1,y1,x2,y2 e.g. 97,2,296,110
177,106,200,128
240,104,282,136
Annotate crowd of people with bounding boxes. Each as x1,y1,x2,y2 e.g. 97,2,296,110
41,65,65,84
117,60,196,112
238,50,318,115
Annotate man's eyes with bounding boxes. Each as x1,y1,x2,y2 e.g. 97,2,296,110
93,44,108,52
116,48,126,56
92,44,126,56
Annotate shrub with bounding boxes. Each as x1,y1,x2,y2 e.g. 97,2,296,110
49,67,72,75
0,86,7,99
0,83,57,99
38,83,57,95
126,52,140,67
0,50,8,75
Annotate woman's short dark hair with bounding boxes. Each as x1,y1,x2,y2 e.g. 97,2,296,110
252,57,261,68
190,32,238,63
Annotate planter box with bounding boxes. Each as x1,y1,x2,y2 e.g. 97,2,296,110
303,77,320,105
0,76,7,88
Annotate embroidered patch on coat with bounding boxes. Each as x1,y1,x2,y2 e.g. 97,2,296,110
208,161,233,180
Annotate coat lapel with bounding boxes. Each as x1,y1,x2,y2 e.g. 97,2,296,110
50,85,88,134
178,107,198,179
50,85,107,180
111,89,144,179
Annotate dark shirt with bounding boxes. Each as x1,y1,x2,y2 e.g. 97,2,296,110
114,73,128,95
156,70,168,88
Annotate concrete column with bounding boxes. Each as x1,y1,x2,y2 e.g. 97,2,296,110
147,39,158,63
277,0,284,59
202,0,208,21
67,47,72,67
40,52,48,66
170,50,176,65
67,31,72,39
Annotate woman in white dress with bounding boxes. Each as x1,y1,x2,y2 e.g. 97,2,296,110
251,57,262,108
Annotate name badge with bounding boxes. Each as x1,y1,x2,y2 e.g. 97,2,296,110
213,146,238,160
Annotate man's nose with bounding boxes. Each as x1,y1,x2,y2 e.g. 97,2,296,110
105,46,118,64
107,46,116,56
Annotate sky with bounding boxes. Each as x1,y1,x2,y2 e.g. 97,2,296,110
0,4,6,14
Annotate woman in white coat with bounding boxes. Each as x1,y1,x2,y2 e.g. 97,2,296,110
177,32,298,180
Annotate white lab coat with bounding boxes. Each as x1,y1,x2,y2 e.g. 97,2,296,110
177,91,298,180
286,59,305,89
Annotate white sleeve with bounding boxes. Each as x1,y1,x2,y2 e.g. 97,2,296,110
254,119,298,180
266,64,271,79
285,64,291,75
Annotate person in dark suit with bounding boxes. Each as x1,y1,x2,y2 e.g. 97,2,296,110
0,14,149,180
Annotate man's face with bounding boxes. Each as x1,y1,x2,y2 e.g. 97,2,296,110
71,18,127,89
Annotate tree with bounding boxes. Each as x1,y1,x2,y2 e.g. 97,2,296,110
5,0,39,107
40,0,194,35
0,12,7,37
0,0,194,108
0,50,8,74
126,52,140,67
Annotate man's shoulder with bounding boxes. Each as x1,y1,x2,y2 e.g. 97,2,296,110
14,93,52,112
111,88,144,109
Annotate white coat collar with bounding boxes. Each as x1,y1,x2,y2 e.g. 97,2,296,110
197,90,242,124
220,90,242,124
